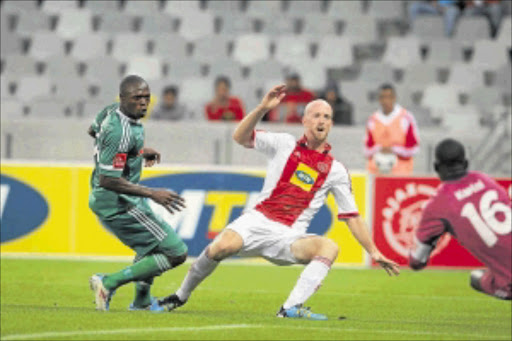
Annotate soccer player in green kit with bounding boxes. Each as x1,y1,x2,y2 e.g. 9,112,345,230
88,75,188,312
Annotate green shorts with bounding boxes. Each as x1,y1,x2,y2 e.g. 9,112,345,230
98,200,188,261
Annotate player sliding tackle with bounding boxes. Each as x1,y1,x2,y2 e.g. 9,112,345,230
159,85,400,320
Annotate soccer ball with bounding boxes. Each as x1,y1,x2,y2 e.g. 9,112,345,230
374,152,397,174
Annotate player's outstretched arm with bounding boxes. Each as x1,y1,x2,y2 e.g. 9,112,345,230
232,84,286,148
140,147,161,167
346,216,400,276
99,175,185,214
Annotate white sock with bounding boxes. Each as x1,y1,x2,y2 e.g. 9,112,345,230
176,247,218,301
282,256,332,309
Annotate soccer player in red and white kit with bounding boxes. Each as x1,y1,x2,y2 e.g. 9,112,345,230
409,138,511,300
159,85,400,320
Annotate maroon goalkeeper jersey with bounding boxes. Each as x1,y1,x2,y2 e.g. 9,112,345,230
416,171,511,287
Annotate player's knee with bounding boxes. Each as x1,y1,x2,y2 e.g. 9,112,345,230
209,231,243,261
318,238,339,260
470,270,485,292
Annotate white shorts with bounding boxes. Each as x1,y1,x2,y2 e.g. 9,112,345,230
225,210,314,265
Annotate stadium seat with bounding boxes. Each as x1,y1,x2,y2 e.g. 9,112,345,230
423,39,464,67
382,37,421,68
343,17,378,43
1,76,14,99
80,100,109,118
247,59,285,81
447,63,485,90
29,33,66,59
496,17,511,47
15,10,53,35
274,35,314,66
411,16,445,41
192,35,231,63
152,34,189,60
83,0,120,14
44,56,80,77
245,0,283,16
2,55,38,78
468,86,503,113
0,32,24,56
164,0,202,15
26,98,76,118
89,77,119,103
40,0,79,14
55,9,93,39
139,14,176,34
95,12,136,33
494,65,512,92
297,62,328,91
83,56,123,83
233,34,271,65
315,36,353,68
300,14,338,36
1,0,39,13
177,12,215,40
393,84,417,108
179,77,212,107
258,15,297,35
422,84,460,112
208,58,244,81
470,40,509,69
340,81,376,124
441,105,481,130
327,1,364,19
205,0,242,13
230,79,261,109
16,76,53,101
285,0,323,14
401,63,439,91
217,14,255,36
1,99,25,119
367,0,405,20
358,62,395,84
53,77,90,100
125,56,163,81
164,58,203,80
123,0,161,14
454,16,490,46
70,33,110,60
111,34,150,62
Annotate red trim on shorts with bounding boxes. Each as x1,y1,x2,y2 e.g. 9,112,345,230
337,212,359,220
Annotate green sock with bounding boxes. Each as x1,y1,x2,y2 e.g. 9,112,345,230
102,254,171,291
133,278,153,308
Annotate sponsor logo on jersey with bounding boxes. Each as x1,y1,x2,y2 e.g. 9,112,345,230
0,175,49,243
290,163,318,191
140,172,331,256
113,153,127,169
381,182,451,257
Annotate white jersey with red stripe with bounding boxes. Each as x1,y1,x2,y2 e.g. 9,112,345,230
248,130,359,234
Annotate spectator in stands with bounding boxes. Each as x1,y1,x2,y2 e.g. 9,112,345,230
266,73,315,123
462,0,504,37
205,76,245,121
408,0,461,37
364,84,420,176
152,86,194,121
320,83,353,125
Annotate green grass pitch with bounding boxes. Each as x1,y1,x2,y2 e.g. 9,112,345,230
1,257,511,340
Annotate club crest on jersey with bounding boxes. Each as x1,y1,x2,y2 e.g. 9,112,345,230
382,182,451,257
290,163,318,191
113,153,127,169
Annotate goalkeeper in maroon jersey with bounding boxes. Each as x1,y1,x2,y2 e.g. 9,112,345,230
409,138,511,300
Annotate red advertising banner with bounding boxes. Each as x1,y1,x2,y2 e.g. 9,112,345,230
372,176,511,267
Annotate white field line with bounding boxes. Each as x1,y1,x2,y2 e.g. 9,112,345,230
1,324,253,341
2,324,510,341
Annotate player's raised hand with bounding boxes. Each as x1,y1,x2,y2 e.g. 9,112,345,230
141,147,161,167
372,251,400,276
150,189,186,214
260,84,287,111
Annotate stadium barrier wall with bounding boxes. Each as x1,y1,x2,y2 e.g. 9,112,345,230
0,162,369,266
372,176,512,268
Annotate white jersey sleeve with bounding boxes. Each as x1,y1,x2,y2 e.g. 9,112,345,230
329,161,359,220
253,130,295,158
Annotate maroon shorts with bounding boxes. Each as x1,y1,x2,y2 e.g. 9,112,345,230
479,271,512,300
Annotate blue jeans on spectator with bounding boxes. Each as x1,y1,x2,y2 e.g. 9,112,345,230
408,1,461,37
464,3,503,37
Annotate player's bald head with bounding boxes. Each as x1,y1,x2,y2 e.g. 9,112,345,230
120,75,148,97
304,99,332,119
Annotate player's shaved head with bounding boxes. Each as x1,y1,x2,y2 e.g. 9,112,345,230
304,99,332,118
434,138,469,181
120,75,148,97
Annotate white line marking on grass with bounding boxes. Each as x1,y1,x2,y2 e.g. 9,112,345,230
1,324,254,340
